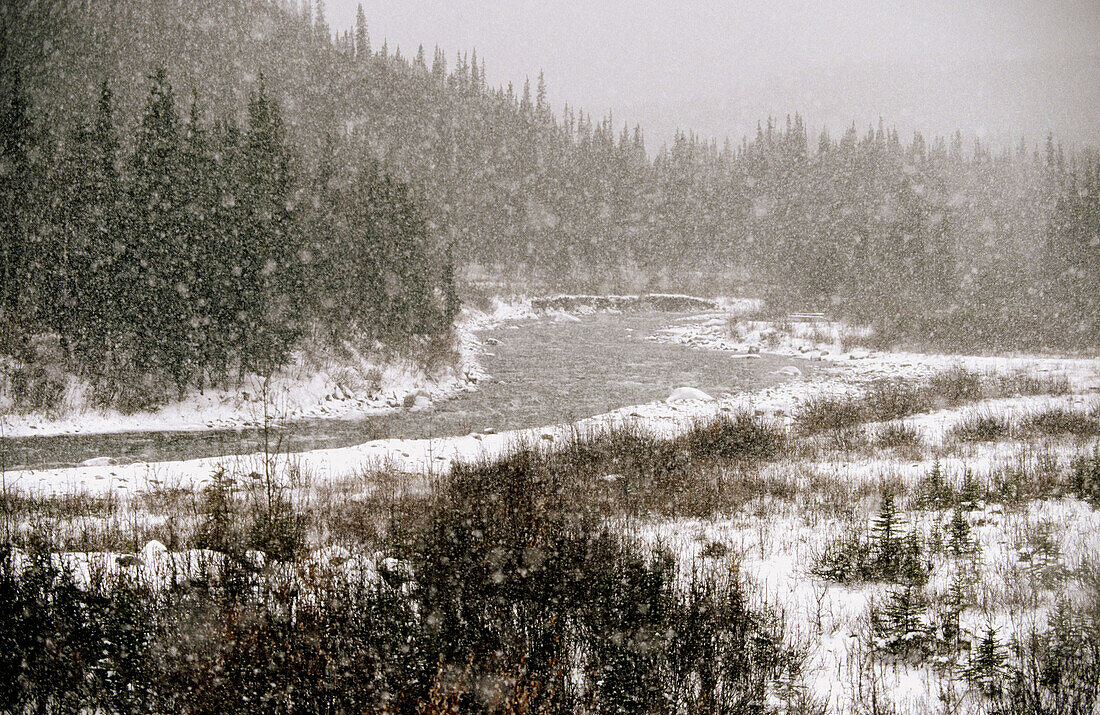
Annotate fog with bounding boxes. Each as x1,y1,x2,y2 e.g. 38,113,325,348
325,0,1100,149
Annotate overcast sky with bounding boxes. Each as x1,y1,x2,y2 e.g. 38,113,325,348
325,1,1100,149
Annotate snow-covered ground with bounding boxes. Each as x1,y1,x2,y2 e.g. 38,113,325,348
638,490,1100,712
7,305,1100,713
652,315,1100,394
5,308,1099,497
0,306,512,439
0,295,753,440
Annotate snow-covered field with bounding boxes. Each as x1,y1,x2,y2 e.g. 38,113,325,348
5,304,1100,713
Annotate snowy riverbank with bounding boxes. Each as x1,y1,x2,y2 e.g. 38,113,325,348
1,318,495,441
6,304,1099,495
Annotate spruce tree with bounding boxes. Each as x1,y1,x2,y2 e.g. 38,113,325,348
240,75,302,376
129,67,186,385
948,508,972,555
55,119,98,351
354,4,370,60
967,625,1005,696
181,90,219,389
209,117,247,382
872,491,900,577
90,79,124,362
0,67,34,346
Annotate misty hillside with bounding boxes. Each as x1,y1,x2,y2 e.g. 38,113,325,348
3,0,1099,357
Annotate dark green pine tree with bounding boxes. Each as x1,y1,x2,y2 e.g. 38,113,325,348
303,132,343,341
0,66,34,346
354,3,370,61
899,530,927,585
441,241,460,328
1041,162,1100,347
872,491,901,577
240,75,302,376
90,79,125,362
313,0,330,47
55,119,98,350
877,584,927,648
948,508,972,555
180,90,219,390
967,625,1005,696
960,469,980,511
129,67,187,386
209,117,248,383
338,157,388,339
385,176,443,339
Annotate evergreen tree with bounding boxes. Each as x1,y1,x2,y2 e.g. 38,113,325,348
180,90,219,389
876,584,928,648
948,508,972,555
208,117,248,382
90,79,124,359
239,75,302,376
0,66,34,346
967,625,1006,696
354,4,370,61
872,491,900,576
129,67,186,382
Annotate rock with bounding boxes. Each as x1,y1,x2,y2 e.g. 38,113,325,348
482,427,496,434
667,387,714,402
485,337,500,345
540,434,554,441
409,394,432,412
747,345,760,354
775,366,802,377
600,473,624,483
141,540,168,561
116,554,143,568
81,456,118,467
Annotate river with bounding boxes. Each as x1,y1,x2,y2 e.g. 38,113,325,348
3,309,809,470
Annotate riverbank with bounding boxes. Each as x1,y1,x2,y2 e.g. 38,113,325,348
0,294,753,441
6,313,1100,713
7,304,1099,493
1,323,494,442
6,357,1099,713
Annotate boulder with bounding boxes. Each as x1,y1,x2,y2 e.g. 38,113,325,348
141,540,168,561
667,386,714,402
81,456,118,467
775,366,802,377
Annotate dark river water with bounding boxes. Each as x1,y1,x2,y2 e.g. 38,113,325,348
3,310,809,470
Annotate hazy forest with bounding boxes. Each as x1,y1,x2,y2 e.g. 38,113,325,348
3,1,1098,403
2,1,1100,713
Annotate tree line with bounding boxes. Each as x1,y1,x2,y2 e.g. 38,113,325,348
2,0,1098,354
0,65,456,408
